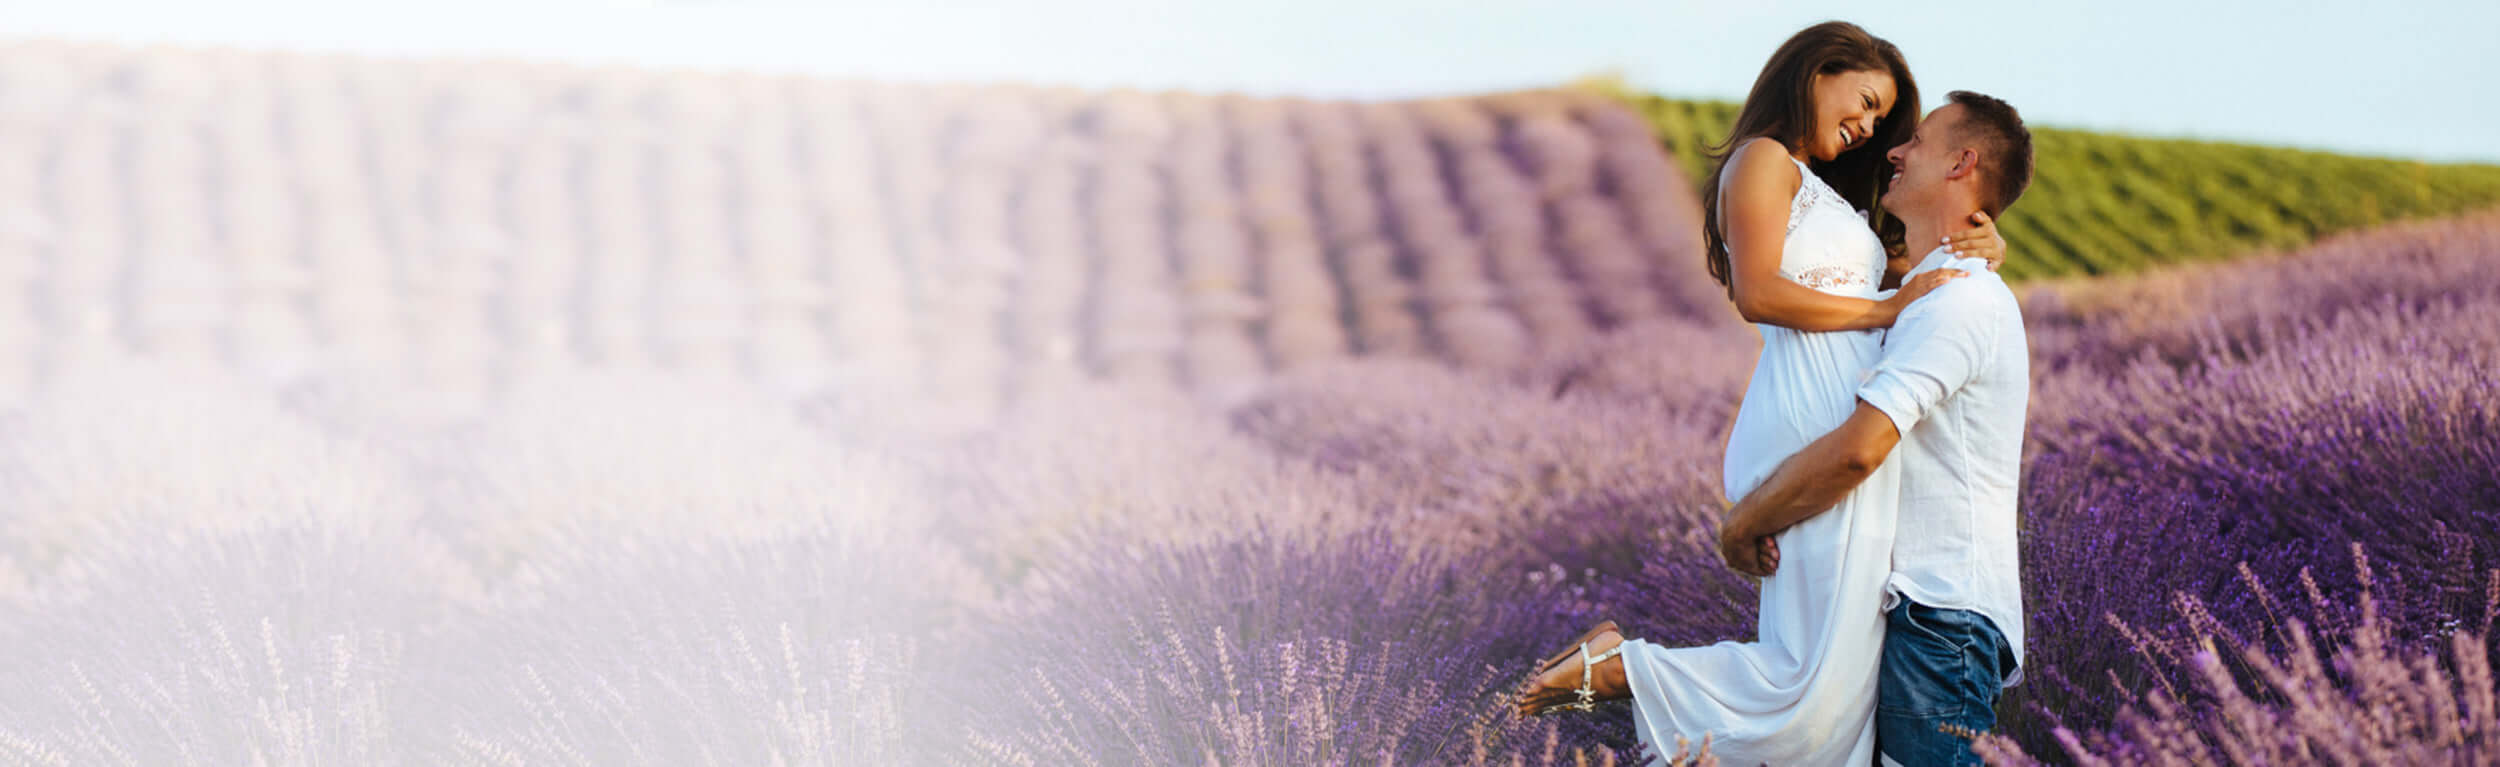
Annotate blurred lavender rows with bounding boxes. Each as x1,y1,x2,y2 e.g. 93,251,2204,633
0,39,1716,424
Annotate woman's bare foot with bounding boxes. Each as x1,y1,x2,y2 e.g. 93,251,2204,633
1513,622,1630,718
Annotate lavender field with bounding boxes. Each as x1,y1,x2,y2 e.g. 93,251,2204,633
0,39,2494,765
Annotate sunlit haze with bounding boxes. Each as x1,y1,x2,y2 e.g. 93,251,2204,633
10,0,2496,163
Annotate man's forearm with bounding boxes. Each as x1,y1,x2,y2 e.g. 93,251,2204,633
1727,444,1875,540
1725,403,1900,541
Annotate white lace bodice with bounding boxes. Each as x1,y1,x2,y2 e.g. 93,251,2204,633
1721,154,1888,299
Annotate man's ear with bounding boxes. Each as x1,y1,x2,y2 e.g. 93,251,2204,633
1948,148,1979,179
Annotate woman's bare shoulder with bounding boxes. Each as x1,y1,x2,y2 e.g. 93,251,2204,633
1721,137,1803,193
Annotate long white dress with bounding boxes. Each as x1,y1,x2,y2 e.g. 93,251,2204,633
1614,155,1902,767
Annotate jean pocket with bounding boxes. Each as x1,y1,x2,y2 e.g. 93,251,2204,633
1879,606,1975,718
1897,604,1978,660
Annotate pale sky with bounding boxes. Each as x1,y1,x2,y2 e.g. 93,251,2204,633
9,0,2496,164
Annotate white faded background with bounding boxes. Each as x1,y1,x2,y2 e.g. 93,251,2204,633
0,33,1741,763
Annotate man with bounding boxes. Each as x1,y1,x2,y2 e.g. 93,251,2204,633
1715,90,2036,767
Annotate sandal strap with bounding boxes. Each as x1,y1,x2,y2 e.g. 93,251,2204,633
1572,641,1624,710
1575,642,1598,708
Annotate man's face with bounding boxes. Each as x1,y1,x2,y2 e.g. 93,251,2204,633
1881,103,1966,218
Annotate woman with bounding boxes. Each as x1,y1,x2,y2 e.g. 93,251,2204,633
1511,21,2004,766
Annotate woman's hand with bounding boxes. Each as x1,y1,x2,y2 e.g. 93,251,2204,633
1879,267,1968,320
1943,210,2007,271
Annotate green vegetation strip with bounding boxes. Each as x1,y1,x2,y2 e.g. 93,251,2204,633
1597,84,2500,282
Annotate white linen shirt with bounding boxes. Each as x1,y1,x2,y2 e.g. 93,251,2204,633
1855,246,2030,687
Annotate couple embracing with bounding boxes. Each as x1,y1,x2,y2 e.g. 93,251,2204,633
1512,21,2038,767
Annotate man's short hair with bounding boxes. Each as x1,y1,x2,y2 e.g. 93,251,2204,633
1945,91,2033,219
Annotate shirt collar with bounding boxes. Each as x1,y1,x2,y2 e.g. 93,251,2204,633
1905,245,1991,278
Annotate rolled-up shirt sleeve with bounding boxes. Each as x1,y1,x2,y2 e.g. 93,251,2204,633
1856,285,2000,437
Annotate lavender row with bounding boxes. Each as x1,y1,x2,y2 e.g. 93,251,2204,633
0,40,1712,417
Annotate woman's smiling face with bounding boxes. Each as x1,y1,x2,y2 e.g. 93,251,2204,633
1807,68,1898,163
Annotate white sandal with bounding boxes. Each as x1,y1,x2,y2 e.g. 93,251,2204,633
1537,637,1625,715
1550,644,1630,714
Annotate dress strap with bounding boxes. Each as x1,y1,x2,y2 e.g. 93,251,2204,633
1785,157,1822,237
1718,147,1818,253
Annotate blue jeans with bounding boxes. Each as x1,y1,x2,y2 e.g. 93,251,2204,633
1875,599,2015,766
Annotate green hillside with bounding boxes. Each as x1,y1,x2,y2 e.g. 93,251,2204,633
1599,85,2500,281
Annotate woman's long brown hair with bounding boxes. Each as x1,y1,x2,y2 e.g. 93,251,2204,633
1700,20,1920,300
